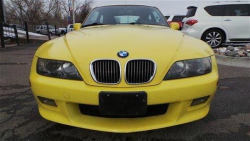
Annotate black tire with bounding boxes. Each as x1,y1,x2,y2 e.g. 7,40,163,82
61,31,66,36
202,29,225,48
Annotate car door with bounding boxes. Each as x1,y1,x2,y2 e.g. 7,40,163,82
43,26,47,34
40,26,44,34
36,26,40,33
222,4,250,41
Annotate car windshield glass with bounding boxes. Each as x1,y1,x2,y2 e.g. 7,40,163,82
83,6,169,27
49,26,54,29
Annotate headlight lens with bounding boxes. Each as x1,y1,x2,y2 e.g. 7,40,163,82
37,58,82,80
164,57,212,80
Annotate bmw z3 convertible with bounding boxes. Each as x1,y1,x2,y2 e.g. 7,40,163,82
30,5,219,133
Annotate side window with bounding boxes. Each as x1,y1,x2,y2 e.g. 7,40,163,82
204,5,224,16
40,26,44,29
224,4,250,16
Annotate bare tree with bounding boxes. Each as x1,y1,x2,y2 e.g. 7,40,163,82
5,0,42,24
5,0,45,30
5,0,94,31
75,0,94,23
61,0,94,24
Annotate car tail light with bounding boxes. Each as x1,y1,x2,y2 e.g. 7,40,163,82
186,19,198,26
178,22,183,28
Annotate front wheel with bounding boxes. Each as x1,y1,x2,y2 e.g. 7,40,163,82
202,29,225,48
60,31,66,36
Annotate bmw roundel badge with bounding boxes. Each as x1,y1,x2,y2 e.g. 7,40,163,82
117,51,129,58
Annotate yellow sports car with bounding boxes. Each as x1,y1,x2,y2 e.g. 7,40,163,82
30,5,219,133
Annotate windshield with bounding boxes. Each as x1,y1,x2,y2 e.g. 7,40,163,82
83,5,169,27
172,16,185,22
48,25,55,29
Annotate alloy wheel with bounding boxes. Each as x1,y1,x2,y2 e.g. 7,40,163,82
205,32,222,48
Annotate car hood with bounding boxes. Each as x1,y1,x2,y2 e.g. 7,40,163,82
36,25,214,87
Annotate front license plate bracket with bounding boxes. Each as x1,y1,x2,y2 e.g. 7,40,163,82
99,92,147,117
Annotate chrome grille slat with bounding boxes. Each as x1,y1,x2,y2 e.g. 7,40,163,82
149,63,151,80
100,61,102,82
110,61,112,83
133,61,136,83
141,60,144,82
125,59,156,84
116,62,119,82
90,60,121,84
138,61,140,83
102,61,104,82
104,61,107,83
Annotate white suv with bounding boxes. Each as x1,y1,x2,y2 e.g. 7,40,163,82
182,2,250,48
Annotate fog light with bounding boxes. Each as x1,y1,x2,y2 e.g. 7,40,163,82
38,96,57,107
191,96,210,106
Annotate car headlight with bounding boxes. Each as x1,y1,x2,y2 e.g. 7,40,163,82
37,58,82,80
164,57,212,80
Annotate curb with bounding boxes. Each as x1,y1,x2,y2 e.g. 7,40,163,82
19,38,47,44
215,54,250,68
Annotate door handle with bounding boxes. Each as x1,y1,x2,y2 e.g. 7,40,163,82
224,19,231,21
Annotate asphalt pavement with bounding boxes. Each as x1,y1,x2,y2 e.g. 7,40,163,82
0,44,250,141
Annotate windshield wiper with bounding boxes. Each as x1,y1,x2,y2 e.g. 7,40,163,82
82,22,105,27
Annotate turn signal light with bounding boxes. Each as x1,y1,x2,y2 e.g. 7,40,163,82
191,96,210,106
38,96,57,107
186,20,198,26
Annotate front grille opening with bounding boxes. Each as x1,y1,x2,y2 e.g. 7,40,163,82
79,104,168,118
126,60,156,84
91,60,120,84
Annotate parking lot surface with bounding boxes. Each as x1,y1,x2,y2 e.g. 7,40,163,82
0,44,250,141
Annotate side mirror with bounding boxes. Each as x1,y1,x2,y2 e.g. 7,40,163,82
170,22,180,30
73,23,82,31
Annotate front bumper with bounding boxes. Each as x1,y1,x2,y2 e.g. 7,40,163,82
30,57,219,133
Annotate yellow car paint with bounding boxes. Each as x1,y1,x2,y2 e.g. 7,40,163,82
30,24,218,133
